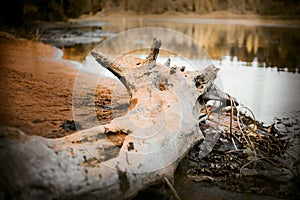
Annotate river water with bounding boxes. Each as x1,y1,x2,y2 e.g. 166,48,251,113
40,17,300,124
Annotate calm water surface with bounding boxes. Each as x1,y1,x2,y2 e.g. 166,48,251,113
40,18,300,123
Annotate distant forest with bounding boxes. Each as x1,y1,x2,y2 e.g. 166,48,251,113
1,0,300,25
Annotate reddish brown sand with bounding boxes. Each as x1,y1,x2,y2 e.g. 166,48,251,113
0,32,79,137
0,32,124,138
0,32,131,199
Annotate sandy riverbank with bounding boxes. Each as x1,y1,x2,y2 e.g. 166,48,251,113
0,32,79,137
0,32,118,138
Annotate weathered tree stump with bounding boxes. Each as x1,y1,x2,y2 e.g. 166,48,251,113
0,38,220,199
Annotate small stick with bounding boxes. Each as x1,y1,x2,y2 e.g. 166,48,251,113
240,157,265,173
231,137,238,150
258,156,297,177
236,105,253,148
227,94,234,136
164,176,182,200
143,38,162,69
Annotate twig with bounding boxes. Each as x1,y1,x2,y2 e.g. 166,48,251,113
226,94,240,150
204,100,210,121
226,149,244,153
258,155,297,177
231,137,238,150
206,118,243,144
227,94,234,136
235,104,259,168
164,176,182,200
240,157,265,173
240,152,297,177
236,105,255,150
144,38,162,69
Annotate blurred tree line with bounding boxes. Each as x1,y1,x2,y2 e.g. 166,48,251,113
1,0,299,26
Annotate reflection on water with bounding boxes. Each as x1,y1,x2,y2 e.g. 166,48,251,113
52,18,300,72
219,56,300,123
40,17,300,122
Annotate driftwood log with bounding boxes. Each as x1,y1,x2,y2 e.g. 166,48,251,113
0,38,220,199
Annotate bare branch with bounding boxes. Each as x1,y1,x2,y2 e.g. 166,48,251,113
143,38,162,68
91,50,123,78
